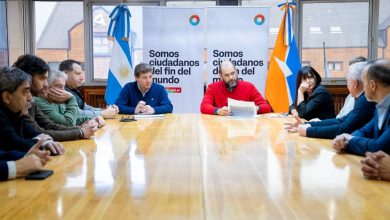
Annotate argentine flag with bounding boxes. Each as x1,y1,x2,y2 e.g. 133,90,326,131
105,4,134,105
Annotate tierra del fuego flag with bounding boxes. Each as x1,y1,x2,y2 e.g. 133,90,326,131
105,3,134,105
265,2,301,113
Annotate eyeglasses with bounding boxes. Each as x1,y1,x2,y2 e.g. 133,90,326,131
120,115,137,122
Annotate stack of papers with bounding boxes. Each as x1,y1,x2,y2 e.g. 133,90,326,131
133,114,165,120
228,98,256,118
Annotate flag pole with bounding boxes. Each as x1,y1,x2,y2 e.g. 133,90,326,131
323,42,329,77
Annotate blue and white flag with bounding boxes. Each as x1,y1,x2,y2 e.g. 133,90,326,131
105,3,134,105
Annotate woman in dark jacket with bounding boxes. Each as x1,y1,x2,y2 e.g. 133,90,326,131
289,66,335,120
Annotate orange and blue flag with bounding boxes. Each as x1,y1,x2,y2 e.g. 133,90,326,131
265,2,301,112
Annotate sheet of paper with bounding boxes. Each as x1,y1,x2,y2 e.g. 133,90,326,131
133,114,165,120
228,98,256,118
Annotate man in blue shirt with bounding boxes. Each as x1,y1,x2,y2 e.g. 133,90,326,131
333,59,390,156
115,63,173,114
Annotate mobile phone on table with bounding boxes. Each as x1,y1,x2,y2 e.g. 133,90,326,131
25,170,54,180
120,115,137,122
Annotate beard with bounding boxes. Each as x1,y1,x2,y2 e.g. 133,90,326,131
31,83,47,97
30,87,41,97
224,78,238,91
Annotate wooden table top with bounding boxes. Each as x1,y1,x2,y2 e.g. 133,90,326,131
0,113,389,219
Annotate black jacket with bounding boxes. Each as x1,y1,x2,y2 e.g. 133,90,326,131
290,84,335,120
65,85,85,109
0,103,40,152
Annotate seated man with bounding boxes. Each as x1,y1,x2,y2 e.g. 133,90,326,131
200,60,271,115
34,70,103,128
0,67,64,155
361,151,390,181
115,63,173,114
336,56,367,118
333,59,390,156
13,55,96,141
285,62,376,139
59,59,118,118
0,139,50,181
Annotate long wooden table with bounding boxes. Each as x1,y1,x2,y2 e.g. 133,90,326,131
0,114,389,219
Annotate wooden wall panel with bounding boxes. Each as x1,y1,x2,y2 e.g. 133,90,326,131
79,86,106,108
79,85,350,114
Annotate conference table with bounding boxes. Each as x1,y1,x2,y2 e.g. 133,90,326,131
0,114,389,219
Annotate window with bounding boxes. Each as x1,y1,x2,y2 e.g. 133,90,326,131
328,61,342,71
93,36,111,57
34,1,84,71
92,5,144,80
0,0,8,67
92,5,114,80
301,2,369,78
47,62,61,72
28,0,382,85
378,0,390,59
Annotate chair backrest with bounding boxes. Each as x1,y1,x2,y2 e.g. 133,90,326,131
326,86,349,114
78,84,351,114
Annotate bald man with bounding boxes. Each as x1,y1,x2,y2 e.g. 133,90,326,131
333,59,390,156
200,60,271,116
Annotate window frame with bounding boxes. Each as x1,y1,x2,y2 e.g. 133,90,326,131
377,0,389,59
296,0,379,85
1,0,9,67
84,0,161,85
27,0,381,86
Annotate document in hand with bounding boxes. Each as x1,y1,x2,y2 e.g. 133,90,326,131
228,98,256,117
133,114,165,120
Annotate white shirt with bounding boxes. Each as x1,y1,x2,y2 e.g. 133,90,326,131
337,94,355,118
7,161,16,179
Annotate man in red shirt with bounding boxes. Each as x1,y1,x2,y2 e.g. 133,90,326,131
200,60,272,116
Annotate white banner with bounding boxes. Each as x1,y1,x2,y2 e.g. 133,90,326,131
143,7,205,113
206,7,270,95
